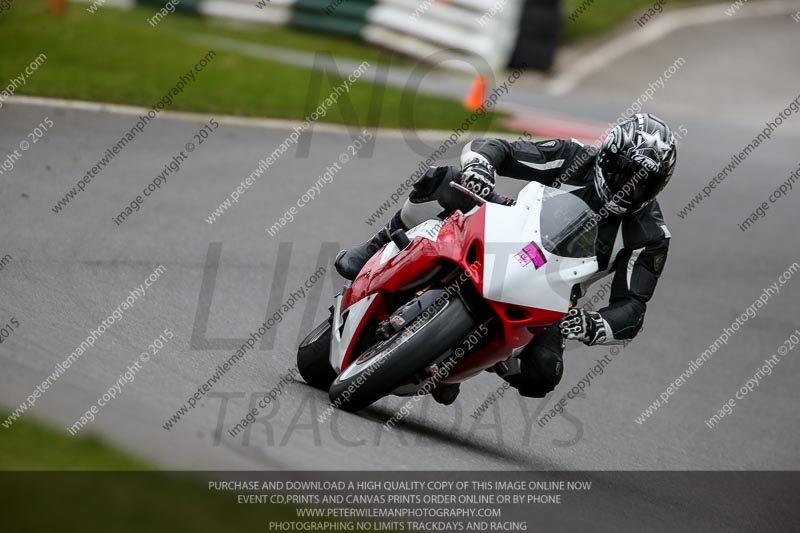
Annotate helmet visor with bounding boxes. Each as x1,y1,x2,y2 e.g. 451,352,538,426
599,153,666,206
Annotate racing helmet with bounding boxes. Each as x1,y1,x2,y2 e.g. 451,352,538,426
595,113,677,215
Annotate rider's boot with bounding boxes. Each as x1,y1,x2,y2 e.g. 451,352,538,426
432,383,460,405
335,212,404,280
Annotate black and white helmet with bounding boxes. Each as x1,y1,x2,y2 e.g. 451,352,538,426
595,113,677,215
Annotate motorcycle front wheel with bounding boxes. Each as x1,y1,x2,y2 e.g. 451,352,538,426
297,320,337,391
328,294,474,412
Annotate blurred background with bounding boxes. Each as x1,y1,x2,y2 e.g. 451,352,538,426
0,0,727,132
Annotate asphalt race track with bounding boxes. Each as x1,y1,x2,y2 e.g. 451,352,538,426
1,9,799,531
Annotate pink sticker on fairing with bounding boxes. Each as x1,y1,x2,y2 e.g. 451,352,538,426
515,241,547,269
524,242,547,268
514,250,532,267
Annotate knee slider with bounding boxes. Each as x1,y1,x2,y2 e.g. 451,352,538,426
521,347,564,389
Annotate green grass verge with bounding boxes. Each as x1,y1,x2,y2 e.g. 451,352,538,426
563,0,708,42
0,412,301,532
0,409,149,470
0,1,503,131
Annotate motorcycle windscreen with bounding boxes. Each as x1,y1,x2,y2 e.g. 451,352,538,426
539,191,598,258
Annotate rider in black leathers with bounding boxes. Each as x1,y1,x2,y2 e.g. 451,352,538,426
335,113,677,402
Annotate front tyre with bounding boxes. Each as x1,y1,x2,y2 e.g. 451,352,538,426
329,295,474,412
297,320,337,391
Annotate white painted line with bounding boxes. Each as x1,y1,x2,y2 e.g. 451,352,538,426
5,95,444,140
4,95,533,142
549,0,800,96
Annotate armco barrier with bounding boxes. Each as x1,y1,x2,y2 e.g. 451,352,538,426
78,0,560,71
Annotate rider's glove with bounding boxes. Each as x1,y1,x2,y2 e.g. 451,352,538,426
461,158,496,199
559,308,609,346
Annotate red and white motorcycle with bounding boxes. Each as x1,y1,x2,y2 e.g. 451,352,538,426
297,181,599,412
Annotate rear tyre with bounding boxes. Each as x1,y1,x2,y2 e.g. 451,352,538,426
329,295,474,412
297,320,337,391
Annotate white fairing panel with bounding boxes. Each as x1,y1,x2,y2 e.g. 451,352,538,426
482,182,598,313
329,293,378,372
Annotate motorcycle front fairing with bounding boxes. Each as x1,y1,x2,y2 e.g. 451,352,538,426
434,183,600,382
